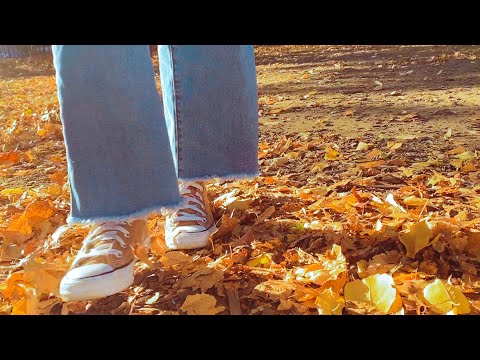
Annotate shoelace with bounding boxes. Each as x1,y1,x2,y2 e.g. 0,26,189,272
169,181,208,226
72,221,131,266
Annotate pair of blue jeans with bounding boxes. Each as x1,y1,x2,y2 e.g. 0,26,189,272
52,45,259,224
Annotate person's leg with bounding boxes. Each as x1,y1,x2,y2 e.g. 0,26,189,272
53,45,183,300
158,45,259,249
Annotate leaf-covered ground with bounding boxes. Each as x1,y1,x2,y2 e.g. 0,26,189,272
1,45,480,315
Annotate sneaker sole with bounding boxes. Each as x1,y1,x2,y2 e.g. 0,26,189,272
60,259,136,301
166,225,217,250
60,236,150,302
59,260,136,302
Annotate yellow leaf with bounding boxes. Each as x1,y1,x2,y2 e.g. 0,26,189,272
455,151,475,161
365,149,382,159
451,158,464,171
427,172,448,186
357,259,369,279
290,244,347,291
0,188,24,197
356,142,372,151
315,288,345,315
403,195,428,207
423,279,470,314
390,142,403,151
310,162,329,173
398,220,433,258
344,274,397,313
325,147,342,161
247,253,272,268
180,293,225,315
11,297,27,315
401,167,414,177
444,128,452,139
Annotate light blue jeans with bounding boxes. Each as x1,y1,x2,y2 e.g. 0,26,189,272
52,45,259,224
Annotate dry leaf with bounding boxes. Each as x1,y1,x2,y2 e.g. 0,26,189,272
422,279,470,314
315,288,345,315
180,293,225,315
254,280,296,301
254,205,276,225
181,268,224,292
356,142,372,151
359,160,384,169
398,220,433,258
325,147,342,161
344,274,397,313
365,149,382,159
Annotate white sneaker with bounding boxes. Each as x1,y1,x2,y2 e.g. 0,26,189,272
59,219,150,302
164,181,217,250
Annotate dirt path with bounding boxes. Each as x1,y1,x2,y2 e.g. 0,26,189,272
1,46,480,315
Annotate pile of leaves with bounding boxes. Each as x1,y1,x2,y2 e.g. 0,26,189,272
1,49,480,315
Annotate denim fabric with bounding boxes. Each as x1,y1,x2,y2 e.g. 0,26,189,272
52,45,258,224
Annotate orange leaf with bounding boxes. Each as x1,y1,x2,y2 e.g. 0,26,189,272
0,151,21,165
24,200,56,219
264,176,276,185
7,214,32,235
461,161,477,173
3,271,26,299
50,171,66,185
359,160,385,169
365,149,382,159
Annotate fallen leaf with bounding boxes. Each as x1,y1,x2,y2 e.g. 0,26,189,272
444,128,452,139
254,280,296,301
180,293,225,315
461,161,477,173
344,274,397,313
254,205,276,225
422,278,470,314
398,220,433,258
448,146,466,155
181,268,224,292
315,288,345,315
325,147,342,161
455,151,475,161
359,160,385,169
356,142,372,151
365,149,382,159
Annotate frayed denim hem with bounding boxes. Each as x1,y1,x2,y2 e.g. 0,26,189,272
178,171,260,182
66,198,188,225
